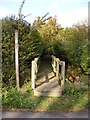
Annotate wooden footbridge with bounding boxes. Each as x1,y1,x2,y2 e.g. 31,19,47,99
31,55,65,97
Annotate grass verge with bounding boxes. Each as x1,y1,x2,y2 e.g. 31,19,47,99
2,74,88,112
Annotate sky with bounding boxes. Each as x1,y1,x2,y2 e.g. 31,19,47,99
0,0,89,28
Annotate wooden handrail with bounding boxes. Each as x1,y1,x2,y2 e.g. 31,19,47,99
51,55,65,91
32,55,65,92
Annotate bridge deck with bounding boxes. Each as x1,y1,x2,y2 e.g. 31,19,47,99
34,71,62,97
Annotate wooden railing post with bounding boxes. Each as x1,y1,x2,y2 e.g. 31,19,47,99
56,58,59,79
51,55,65,93
53,57,56,73
31,57,40,89
34,58,38,80
61,61,65,91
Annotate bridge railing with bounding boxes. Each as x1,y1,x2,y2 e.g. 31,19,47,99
51,55,65,91
31,55,65,91
31,57,40,89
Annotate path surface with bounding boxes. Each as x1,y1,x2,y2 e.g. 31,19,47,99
0,110,2,120
34,71,62,97
1,110,88,118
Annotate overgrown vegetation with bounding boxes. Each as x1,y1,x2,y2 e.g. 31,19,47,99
2,14,89,111
2,16,89,86
2,16,43,87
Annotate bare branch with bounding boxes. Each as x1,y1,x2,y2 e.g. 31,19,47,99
18,0,26,19
23,14,31,19
41,12,49,20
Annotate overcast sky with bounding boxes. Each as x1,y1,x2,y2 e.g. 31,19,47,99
0,0,88,28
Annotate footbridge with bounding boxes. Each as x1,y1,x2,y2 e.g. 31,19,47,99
31,55,65,97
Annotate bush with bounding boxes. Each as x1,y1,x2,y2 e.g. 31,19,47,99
48,40,67,61
75,39,90,74
2,16,43,87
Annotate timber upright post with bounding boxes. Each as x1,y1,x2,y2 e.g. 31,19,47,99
56,58,59,79
53,57,56,74
61,61,65,92
51,55,56,75
15,30,19,89
31,57,39,89
34,58,38,80
31,60,35,89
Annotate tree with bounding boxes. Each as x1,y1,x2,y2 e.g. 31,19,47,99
37,17,62,55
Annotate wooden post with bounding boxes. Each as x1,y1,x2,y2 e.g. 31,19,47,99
31,60,35,89
35,58,38,73
51,55,54,72
56,58,59,79
35,58,38,80
53,57,56,73
52,55,56,75
61,62,63,80
15,30,19,88
61,62,65,91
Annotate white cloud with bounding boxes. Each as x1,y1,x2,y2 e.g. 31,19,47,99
24,6,88,27
0,7,17,19
0,7,11,18
25,16,35,25
1,0,22,4
0,2,88,28
56,7,88,28
47,0,59,11
61,0,89,4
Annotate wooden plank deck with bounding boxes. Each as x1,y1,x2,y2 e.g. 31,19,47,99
34,72,62,97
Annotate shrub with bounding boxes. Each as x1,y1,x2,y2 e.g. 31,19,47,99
75,39,90,74
2,16,43,87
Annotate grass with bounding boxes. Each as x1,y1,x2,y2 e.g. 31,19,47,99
2,75,88,112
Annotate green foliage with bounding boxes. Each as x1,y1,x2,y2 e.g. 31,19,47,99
2,15,43,87
61,23,87,62
2,84,33,109
49,40,67,60
19,29,43,64
38,17,62,54
60,22,88,74
2,14,89,88
80,42,90,74
75,39,90,74
2,16,16,86
2,14,89,112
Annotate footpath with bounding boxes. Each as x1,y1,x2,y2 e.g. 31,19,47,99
0,110,89,119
